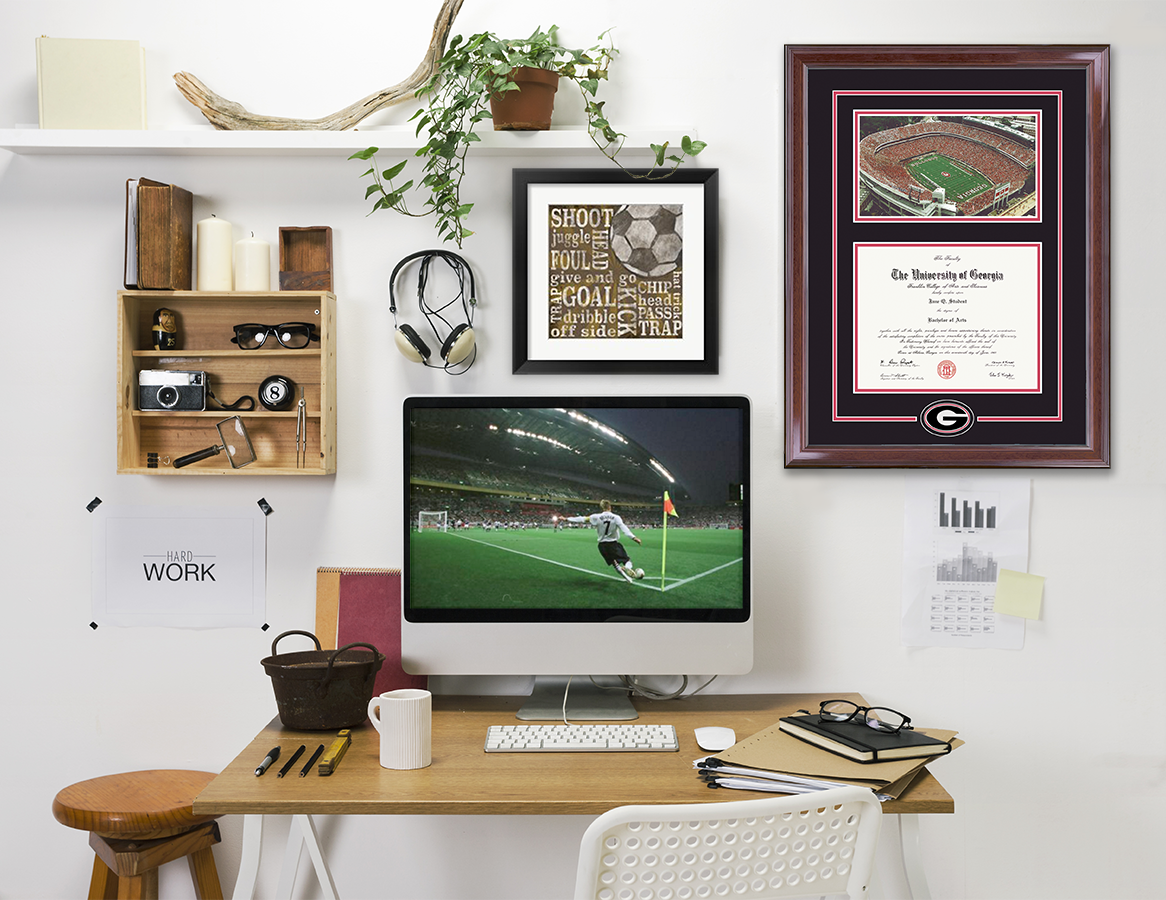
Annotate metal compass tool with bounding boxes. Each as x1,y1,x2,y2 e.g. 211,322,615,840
296,387,307,468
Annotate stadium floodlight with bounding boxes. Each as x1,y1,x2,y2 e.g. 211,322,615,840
507,427,573,451
558,409,629,444
648,458,675,483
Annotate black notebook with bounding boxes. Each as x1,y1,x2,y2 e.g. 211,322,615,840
778,714,953,763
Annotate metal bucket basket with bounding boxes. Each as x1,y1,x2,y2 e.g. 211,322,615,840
261,630,385,730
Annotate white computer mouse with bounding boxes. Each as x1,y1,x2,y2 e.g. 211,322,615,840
694,726,736,752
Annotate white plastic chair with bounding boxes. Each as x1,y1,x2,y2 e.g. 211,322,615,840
574,786,882,900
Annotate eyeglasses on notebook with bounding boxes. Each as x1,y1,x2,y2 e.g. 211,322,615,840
811,699,913,734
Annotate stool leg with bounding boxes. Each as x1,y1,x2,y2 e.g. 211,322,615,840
188,846,224,900
115,869,157,900
89,854,119,900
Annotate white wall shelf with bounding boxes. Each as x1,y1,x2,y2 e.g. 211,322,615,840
0,126,678,157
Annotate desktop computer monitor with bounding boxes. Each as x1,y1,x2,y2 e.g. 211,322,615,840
402,396,752,719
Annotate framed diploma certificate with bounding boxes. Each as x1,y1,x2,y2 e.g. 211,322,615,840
785,45,1109,467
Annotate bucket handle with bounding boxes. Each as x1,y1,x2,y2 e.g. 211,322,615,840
270,629,322,657
316,642,381,697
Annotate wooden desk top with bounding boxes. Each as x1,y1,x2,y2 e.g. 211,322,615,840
194,693,955,817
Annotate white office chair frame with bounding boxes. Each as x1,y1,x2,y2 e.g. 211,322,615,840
574,786,882,900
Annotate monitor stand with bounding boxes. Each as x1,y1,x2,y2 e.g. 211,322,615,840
515,676,638,721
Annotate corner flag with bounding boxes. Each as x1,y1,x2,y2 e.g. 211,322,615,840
661,492,678,590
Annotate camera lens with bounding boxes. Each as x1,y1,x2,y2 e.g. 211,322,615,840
157,385,180,408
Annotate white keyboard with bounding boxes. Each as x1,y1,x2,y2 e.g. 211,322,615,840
484,722,679,752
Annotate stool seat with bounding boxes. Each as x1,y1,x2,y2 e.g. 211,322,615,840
53,769,219,840
53,770,223,899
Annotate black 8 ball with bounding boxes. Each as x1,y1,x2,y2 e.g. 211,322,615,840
259,375,294,410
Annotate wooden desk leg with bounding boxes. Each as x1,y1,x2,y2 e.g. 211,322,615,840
274,815,338,900
231,815,264,900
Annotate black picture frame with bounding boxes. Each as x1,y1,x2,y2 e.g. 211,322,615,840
512,168,719,374
785,45,1110,467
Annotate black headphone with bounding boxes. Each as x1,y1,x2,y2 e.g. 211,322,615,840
388,249,477,372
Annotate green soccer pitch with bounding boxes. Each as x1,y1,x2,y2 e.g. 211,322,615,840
409,526,744,610
906,153,993,202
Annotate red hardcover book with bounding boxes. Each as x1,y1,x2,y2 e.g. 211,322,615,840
315,567,426,697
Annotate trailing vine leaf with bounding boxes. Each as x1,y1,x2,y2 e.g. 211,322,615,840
350,26,708,247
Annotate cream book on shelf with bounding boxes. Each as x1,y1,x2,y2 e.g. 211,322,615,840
36,37,146,129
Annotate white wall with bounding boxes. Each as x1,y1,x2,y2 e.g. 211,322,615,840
1,1,1162,898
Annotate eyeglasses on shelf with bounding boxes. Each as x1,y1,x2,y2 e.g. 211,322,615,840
230,323,320,350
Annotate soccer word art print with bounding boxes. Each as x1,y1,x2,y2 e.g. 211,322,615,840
513,169,718,374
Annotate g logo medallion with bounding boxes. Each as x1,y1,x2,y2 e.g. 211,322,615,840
920,400,974,437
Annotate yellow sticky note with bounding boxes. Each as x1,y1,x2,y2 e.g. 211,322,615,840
994,569,1045,619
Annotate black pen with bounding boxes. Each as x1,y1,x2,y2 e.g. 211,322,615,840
299,744,326,777
254,746,281,776
277,744,306,778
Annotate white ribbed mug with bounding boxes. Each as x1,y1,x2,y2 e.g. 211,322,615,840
367,689,432,769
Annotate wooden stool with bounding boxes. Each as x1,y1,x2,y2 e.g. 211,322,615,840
52,769,224,900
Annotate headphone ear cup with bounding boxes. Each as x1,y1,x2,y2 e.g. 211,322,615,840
441,323,475,366
394,323,431,363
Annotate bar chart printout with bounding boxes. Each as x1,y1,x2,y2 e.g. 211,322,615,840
903,477,1030,650
937,544,998,583
938,491,998,530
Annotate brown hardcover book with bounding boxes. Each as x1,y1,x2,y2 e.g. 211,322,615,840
135,178,192,290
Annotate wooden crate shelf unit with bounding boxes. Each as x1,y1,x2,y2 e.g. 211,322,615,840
117,290,336,475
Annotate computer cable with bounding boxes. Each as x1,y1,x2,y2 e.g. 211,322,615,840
616,674,719,701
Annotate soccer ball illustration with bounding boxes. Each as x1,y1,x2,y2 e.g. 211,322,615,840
634,568,645,580
610,204,683,278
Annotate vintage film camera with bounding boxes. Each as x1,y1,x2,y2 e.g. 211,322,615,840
138,370,207,411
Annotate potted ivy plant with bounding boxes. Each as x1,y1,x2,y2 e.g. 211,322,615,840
349,26,706,247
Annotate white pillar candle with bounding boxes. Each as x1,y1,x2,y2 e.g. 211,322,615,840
234,233,271,291
196,216,233,291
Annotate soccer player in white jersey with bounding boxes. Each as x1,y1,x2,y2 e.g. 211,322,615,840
564,499,644,582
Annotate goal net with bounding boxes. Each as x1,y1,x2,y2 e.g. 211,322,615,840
418,510,449,532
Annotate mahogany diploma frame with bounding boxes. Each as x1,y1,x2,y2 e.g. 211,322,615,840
785,45,1109,467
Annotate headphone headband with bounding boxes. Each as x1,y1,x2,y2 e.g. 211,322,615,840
388,249,477,316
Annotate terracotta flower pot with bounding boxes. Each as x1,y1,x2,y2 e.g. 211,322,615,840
489,66,560,131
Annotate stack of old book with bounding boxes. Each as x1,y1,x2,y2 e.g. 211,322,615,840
695,712,961,800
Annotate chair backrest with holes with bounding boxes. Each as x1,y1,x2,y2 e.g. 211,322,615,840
573,786,882,900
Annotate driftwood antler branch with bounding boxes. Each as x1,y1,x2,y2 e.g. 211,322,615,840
173,0,463,130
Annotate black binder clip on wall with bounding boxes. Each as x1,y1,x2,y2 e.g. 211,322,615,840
174,416,257,469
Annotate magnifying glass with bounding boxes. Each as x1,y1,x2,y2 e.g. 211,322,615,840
173,416,257,469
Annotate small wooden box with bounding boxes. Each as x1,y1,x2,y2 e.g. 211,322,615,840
279,226,333,291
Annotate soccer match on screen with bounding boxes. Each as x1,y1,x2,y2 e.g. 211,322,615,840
407,405,746,611
857,113,1037,217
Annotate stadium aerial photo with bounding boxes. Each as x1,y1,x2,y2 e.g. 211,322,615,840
857,114,1038,218
407,404,746,612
